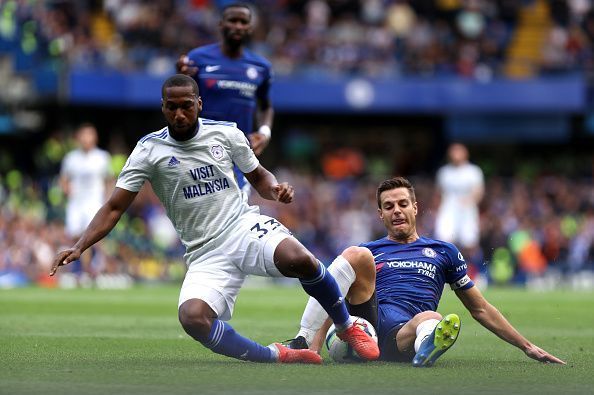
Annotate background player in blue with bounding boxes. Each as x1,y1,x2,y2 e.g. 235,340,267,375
49,74,379,365
176,3,273,191
287,177,565,366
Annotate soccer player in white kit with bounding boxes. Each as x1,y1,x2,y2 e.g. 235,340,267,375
60,123,112,237
60,123,112,274
50,74,379,364
435,143,484,250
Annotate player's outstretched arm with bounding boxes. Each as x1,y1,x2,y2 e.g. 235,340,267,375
455,286,566,364
244,165,293,203
49,187,137,276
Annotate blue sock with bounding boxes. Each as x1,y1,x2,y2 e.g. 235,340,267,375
203,319,275,363
300,262,351,328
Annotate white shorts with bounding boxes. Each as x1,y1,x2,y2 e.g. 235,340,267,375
178,214,292,321
435,208,479,249
65,202,102,237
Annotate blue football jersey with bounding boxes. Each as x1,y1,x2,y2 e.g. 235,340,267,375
187,43,272,136
361,236,474,318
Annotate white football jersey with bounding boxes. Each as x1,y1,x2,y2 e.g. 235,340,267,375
436,163,484,210
61,147,111,207
116,118,260,252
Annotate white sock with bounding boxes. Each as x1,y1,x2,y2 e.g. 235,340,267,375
296,255,356,345
414,318,440,352
268,344,280,361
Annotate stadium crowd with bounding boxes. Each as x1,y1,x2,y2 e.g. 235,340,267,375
0,134,593,289
1,0,593,78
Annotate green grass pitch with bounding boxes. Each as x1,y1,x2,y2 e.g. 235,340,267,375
1,284,593,395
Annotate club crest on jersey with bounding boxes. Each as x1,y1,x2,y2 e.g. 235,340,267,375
246,67,258,80
422,248,436,258
210,145,224,160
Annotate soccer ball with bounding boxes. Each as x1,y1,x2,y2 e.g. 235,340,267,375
325,317,378,363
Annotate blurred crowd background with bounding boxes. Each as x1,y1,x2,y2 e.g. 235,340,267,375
1,0,594,289
3,0,594,78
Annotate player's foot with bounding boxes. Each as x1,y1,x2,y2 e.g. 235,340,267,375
271,343,322,364
412,313,461,367
337,322,380,361
282,336,309,350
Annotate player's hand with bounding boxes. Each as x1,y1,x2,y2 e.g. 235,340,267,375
176,55,198,76
49,248,81,276
272,183,293,204
248,132,270,156
524,344,566,365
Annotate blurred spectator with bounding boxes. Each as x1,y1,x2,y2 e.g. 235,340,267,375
434,143,485,279
59,123,112,277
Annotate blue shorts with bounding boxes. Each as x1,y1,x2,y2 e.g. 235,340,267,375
377,303,415,362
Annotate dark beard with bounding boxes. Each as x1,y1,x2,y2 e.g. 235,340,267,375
167,120,198,141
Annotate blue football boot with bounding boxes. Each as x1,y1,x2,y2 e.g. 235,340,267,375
412,313,461,367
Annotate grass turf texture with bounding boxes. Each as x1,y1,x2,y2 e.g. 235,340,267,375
1,285,592,395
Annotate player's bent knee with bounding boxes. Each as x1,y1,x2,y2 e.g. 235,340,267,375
178,299,214,342
274,239,318,278
414,311,442,323
288,251,318,278
342,246,374,275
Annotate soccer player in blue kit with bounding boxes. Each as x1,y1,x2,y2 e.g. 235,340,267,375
177,3,273,191
49,74,379,364
287,177,565,366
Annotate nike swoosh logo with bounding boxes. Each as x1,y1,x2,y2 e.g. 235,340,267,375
373,252,385,259
205,65,221,72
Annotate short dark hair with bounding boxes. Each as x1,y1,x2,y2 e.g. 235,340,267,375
161,74,199,99
222,3,252,19
376,177,416,208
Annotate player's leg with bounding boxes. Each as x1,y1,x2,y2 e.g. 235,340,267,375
178,248,321,364
409,312,462,367
274,240,380,360
178,298,320,363
64,207,89,279
393,311,443,356
292,246,376,349
459,214,487,288
434,209,455,243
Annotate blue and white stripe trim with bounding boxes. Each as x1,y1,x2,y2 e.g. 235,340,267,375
139,128,168,143
204,319,225,349
201,118,237,127
299,261,326,285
